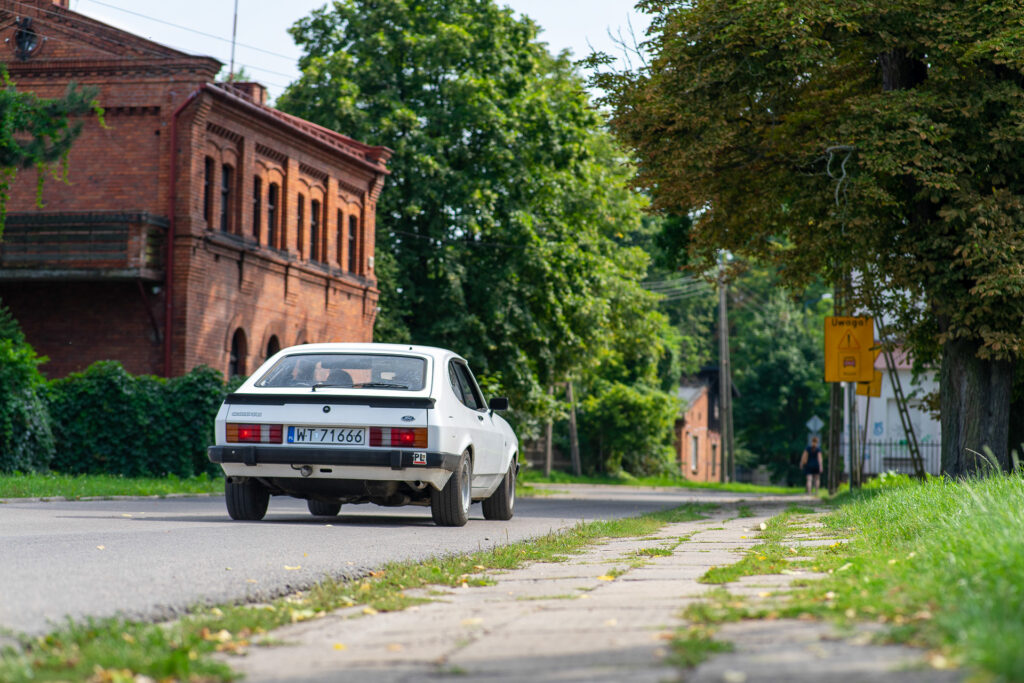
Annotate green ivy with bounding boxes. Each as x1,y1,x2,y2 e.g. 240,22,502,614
0,339,55,473
47,362,233,478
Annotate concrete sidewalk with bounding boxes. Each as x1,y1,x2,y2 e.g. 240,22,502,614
225,495,961,682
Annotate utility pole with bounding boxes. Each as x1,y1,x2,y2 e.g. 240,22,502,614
718,262,735,482
567,380,582,476
544,384,554,477
229,0,239,81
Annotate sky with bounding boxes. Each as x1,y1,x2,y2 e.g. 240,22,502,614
71,0,652,102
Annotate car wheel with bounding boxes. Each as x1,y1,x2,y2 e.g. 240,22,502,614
225,477,269,521
307,499,342,517
482,461,516,521
431,451,472,527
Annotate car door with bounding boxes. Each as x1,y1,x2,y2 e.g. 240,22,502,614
448,360,502,477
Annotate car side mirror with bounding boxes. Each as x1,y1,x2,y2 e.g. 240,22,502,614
488,397,509,411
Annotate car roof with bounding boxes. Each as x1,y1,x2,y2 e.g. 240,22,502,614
276,342,462,363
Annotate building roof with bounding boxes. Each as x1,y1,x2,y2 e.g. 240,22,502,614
676,384,706,408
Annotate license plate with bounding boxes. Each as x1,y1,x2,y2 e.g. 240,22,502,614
287,426,366,445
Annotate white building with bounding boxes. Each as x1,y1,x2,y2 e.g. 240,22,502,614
845,346,942,476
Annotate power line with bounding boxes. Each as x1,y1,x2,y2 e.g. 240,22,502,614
79,0,299,63
5,0,295,91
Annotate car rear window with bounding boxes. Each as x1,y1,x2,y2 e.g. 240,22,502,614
255,354,428,391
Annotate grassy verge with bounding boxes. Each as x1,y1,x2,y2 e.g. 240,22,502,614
0,472,223,500
0,503,714,682
687,474,1024,680
520,469,803,495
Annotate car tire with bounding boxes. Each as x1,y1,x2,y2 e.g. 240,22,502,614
482,461,516,521
225,477,269,521
431,451,472,527
307,499,342,517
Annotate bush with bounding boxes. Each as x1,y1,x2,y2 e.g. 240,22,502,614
577,381,680,476
48,362,232,477
0,339,55,473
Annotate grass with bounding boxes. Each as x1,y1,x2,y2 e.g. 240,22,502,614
0,502,714,682
684,473,1024,681
669,625,735,668
520,468,803,495
0,472,223,500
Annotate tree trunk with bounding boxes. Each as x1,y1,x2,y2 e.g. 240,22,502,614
941,339,1014,475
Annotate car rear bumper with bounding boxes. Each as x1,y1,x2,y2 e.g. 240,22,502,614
208,445,460,471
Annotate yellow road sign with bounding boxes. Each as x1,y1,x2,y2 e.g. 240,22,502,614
857,369,883,397
824,316,874,382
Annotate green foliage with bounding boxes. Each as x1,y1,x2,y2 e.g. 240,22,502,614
0,298,54,473
47,362,231,478
593,0,1024,467
729,268,831,483
0,339,55,473
280,0,671,435
0,69,102,234
817,475,1024,679
577,381,680,475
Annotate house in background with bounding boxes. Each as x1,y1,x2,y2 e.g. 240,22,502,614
0,0,390,379
674,378,722,483
849,346,942,475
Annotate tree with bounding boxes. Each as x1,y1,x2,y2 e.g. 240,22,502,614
729,269,831,483
0,70,100,235
280,0,673,429
591,0,1024,474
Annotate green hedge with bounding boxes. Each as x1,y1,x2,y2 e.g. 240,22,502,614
47,362,235,478
0,339,56,473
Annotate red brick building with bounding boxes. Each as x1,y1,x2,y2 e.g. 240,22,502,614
0,0,390,378
675,382,722,483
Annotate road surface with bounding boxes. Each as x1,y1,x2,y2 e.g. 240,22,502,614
0,486,759,636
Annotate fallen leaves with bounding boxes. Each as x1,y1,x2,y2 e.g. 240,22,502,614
596,575,616,581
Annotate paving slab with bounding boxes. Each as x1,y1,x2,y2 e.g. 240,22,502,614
222,490,962,682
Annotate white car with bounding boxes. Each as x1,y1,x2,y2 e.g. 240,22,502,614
208,343,518,526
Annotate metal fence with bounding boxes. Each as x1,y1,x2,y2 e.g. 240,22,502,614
843,439,942,476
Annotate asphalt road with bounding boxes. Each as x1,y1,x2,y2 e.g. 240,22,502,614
0,486,753,636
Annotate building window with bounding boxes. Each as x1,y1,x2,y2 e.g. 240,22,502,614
336,210,343,265
711,443,718,477
252,176,262,241
296,194,306,255
310,199,321,262
690,434,699,472
220,164,233,232
348,215,358,273
229,328,247,377
267,182,279,248
266,335,280,359
203,156,214,224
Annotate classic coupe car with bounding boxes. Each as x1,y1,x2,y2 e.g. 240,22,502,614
208,343,518,526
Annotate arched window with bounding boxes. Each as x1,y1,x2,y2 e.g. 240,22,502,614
252,176,262,241
229,328,247,377
336,209,343,265
203,156,215,225
296,193,306,255
310,199,321,262
348,215,359,273
220,164,234,232
266,335,280,359
267,182,279,248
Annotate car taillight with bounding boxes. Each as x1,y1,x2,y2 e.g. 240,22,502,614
226,423,283,443
369,427,428,448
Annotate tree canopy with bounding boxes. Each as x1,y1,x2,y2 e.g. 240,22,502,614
280,0,678,453
591,0,1024,473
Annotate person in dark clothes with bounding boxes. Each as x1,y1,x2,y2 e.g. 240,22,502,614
800,436,823,494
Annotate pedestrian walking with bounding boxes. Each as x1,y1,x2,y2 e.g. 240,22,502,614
800,436,823,495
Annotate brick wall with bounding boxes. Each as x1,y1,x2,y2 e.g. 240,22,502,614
0,0,388,379
675,388,722,483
